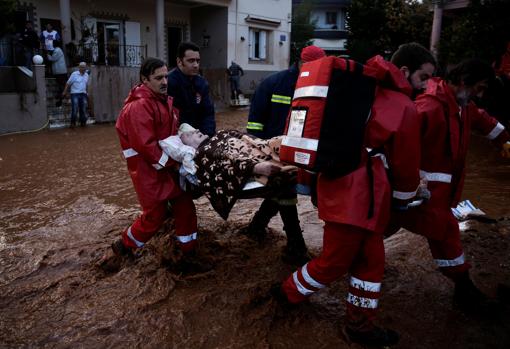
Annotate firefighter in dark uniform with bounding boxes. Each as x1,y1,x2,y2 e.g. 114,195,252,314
245,45,326,264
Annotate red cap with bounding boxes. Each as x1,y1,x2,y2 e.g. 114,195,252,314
300,45,326,63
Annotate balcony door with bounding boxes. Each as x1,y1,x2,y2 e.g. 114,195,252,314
97,21,122,66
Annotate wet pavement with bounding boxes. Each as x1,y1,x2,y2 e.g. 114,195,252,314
0,110,509,348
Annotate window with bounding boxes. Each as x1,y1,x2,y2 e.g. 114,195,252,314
249,28,269,61
325,11,337,25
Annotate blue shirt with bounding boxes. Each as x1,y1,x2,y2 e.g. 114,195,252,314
67,70,89,94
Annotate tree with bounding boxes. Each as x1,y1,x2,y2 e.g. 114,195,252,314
291,0,316,65
347,0,431,62
439,0,510,66
0,0,17,38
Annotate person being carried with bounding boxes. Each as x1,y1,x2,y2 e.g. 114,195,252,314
162,124,298,229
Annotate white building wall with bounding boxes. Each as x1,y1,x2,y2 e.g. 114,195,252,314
31,0,190,62
228,0,291,71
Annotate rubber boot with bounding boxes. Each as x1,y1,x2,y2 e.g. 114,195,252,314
241,198,279,242
453,271,499,315
279,205,310,265
172,250,214,275
98,239,134,273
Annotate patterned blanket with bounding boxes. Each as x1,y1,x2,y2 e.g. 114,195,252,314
194,130,291,219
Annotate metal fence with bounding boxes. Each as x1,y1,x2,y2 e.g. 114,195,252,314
0,39,147,68
66,43,147,67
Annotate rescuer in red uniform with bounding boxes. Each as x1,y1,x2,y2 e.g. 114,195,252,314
102,57,202,272
274,55,423,347
389,59,510,312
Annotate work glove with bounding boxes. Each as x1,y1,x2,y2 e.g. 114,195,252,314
501,142,510,159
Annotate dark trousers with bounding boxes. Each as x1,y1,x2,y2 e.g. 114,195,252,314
70,93,88,125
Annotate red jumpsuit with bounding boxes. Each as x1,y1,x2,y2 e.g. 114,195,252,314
282,56,421,329
389,78,510,280
116,84,198,252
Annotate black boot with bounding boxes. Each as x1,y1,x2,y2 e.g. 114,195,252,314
279,205,311,265
171,250,214,275
454,272,498,315
240,199,279,242
343,325,400,347
98,239,134,273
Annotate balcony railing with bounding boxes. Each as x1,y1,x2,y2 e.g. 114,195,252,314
66,43,147,67
0,40,147,68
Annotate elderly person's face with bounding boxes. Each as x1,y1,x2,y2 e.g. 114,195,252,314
180,130,209,149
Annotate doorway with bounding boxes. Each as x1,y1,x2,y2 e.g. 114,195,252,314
167,27,182,68
96,21,122,65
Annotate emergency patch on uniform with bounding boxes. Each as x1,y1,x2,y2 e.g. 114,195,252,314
300,71,310,77
294,151,311,165
288,108,307,137
195,92,202,104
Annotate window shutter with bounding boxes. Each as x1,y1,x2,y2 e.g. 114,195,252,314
249,29,255,59
260,30,266,60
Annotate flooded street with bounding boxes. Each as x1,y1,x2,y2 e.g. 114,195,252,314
1,110,509,348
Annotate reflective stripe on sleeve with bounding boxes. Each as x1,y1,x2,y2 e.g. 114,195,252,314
435,253,465,267
123,148,138,159
127,226,144,248
293,85,329,99
292,271,315,296
346,293,379,309
486,122,504,140
419,170,452,183
271,94,292,104
392,188,418,200
247,122,264,131
302,263,326,289
176,232,198,244
152,152,169,170
349,276,381,293
366,148,388,169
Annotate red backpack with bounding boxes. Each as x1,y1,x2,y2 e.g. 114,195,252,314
280,56,377,178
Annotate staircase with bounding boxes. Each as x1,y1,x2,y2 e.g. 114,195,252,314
45,77,95,129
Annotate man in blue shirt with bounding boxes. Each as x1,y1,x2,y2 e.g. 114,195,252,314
167,42,216,136
62,61,89,127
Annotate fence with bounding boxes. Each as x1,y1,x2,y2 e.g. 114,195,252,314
66,43,147,67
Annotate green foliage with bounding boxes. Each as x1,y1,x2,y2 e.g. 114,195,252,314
291,0,316,64
347,0,431,62
439,0,510,66
0,0,17,37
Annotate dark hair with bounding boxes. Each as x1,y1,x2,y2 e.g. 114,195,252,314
177,41,200,59
390,42,436,74
446,58,494,86
139,57,166,82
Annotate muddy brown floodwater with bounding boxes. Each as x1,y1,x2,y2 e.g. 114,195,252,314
1,109,510,349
